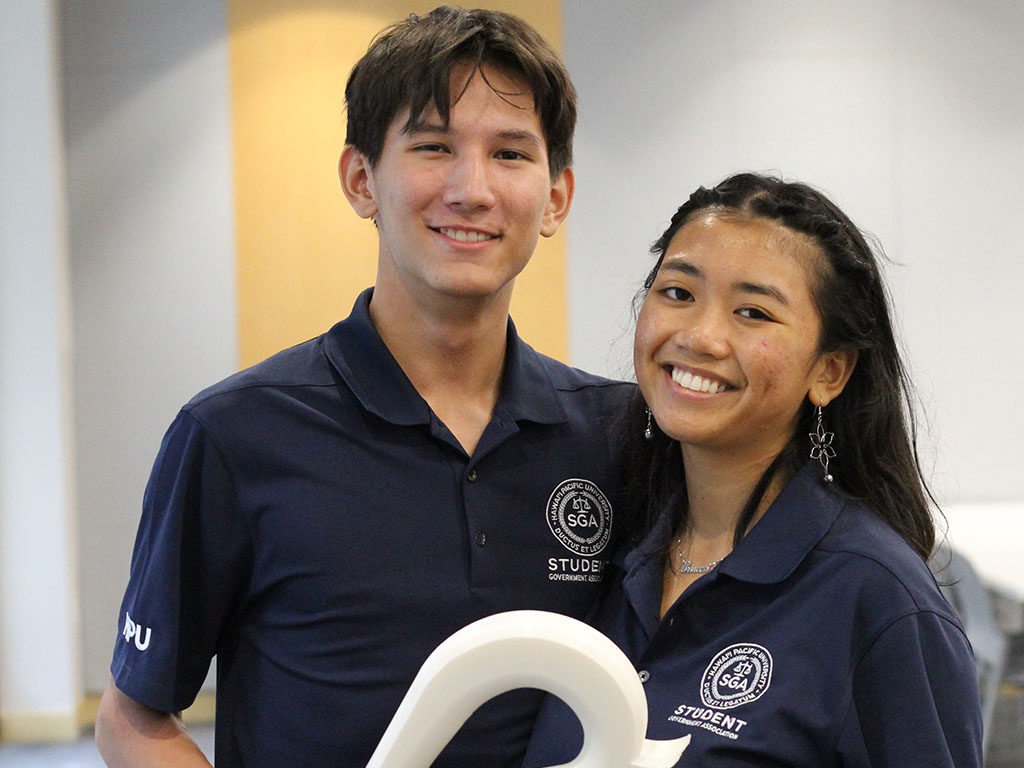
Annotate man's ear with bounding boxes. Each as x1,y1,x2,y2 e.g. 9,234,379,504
339,145,378,220
809,347,859,407
540,166,575,238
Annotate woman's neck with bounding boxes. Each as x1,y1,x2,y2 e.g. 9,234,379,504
679,445,790,542
659,446,791,619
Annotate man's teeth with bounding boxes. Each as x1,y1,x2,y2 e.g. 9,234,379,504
440,228,494,243
672,368,724,394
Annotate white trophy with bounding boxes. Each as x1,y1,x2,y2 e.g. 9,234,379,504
367,610,690,768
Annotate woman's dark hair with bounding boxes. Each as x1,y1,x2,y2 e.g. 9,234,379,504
344,6,576,177
624,172,937,561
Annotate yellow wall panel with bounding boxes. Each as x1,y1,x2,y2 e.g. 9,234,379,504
228,1,568,367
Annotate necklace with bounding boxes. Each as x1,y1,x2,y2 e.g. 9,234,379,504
675,558,721,574
669,534,725,575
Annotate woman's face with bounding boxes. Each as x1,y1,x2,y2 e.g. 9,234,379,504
634,213,833,463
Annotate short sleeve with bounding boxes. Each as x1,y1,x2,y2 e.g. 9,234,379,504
110,408,253,712
840,610,984,767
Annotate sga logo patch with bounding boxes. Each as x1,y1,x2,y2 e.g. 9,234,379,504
701,643,773,709
546,478,612,555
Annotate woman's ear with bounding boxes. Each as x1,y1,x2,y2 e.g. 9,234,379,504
339,145,379,220
809,347,858,407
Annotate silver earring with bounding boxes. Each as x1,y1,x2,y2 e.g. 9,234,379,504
809,404,835,483
644,407,653,440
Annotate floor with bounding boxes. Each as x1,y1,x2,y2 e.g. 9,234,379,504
0,726,215,767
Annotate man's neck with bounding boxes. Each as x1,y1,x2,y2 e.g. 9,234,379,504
369,282,512,455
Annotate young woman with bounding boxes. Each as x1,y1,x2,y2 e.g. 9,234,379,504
525,173,982,767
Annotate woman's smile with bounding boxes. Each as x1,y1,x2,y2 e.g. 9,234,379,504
666,364,738,395
635,213,829,459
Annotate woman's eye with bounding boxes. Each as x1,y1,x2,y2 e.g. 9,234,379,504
737,307,772,321
663,287,693,302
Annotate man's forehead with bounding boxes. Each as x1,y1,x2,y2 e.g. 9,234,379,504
409,64,536,123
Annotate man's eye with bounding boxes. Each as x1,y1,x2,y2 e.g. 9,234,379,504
495,149,526,161
414,143,448,153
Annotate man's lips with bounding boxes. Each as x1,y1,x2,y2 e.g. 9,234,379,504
433,226,498,243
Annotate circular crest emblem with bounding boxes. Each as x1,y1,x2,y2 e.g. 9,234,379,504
546,478,612,555
700,643,773,709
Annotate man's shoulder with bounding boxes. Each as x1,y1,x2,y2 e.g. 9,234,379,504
525,347,635,398
184,334,336,415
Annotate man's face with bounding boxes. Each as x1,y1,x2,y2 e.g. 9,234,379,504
344,62,573,308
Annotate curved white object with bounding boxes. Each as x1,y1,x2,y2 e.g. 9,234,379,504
366,610,690,768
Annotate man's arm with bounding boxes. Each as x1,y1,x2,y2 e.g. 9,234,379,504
95,676,213,768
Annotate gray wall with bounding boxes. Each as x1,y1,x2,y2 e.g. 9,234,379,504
1,0,79,728
564,0,1024,505
62,1,237,693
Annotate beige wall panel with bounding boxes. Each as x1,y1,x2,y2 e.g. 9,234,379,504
229,1,568,367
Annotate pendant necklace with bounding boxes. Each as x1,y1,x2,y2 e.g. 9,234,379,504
670,534,724,575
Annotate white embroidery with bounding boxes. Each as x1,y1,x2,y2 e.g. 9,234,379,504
122,611,152,651
546,478,612,556
701,643,773,709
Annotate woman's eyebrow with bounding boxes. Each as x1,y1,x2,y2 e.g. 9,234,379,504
659,261,702,278
659,261,789,305
736,281,790,306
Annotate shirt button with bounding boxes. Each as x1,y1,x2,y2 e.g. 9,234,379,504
475,532,487,547
638,670,650,683
467,469,478,482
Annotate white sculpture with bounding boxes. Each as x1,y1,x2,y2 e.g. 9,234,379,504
366,610,690,768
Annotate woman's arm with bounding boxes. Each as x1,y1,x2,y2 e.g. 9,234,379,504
841,611,983,767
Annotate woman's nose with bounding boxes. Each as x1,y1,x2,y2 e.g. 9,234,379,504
673,307,730,358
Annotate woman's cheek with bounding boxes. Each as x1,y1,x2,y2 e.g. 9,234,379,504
633,314,656,367
750,342,796,396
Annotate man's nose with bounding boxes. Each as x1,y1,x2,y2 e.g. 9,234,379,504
443,152,497,210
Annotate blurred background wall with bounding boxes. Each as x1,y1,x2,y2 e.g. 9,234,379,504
1,0,1021,741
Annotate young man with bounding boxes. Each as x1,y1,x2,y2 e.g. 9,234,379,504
96,7,631,767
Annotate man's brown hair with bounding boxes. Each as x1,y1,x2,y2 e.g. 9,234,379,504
344,6,576,177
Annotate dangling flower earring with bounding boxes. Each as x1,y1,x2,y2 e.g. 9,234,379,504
809,403,835,483
644,406,653,441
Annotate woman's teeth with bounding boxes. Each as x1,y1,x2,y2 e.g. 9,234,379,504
672,368,724,394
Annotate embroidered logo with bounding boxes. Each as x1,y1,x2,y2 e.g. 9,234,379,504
700,643,772,709
546,478,612,556
122,611,152,651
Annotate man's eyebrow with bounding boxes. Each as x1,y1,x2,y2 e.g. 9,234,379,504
496,129,543,146
405,120,448,135
736,281,790,306
403,123,543,146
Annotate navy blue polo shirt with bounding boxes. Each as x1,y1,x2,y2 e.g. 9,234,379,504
111,288,633,767
524,463,983,768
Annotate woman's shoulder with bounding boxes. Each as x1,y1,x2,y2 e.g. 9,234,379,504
814,497,957,623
